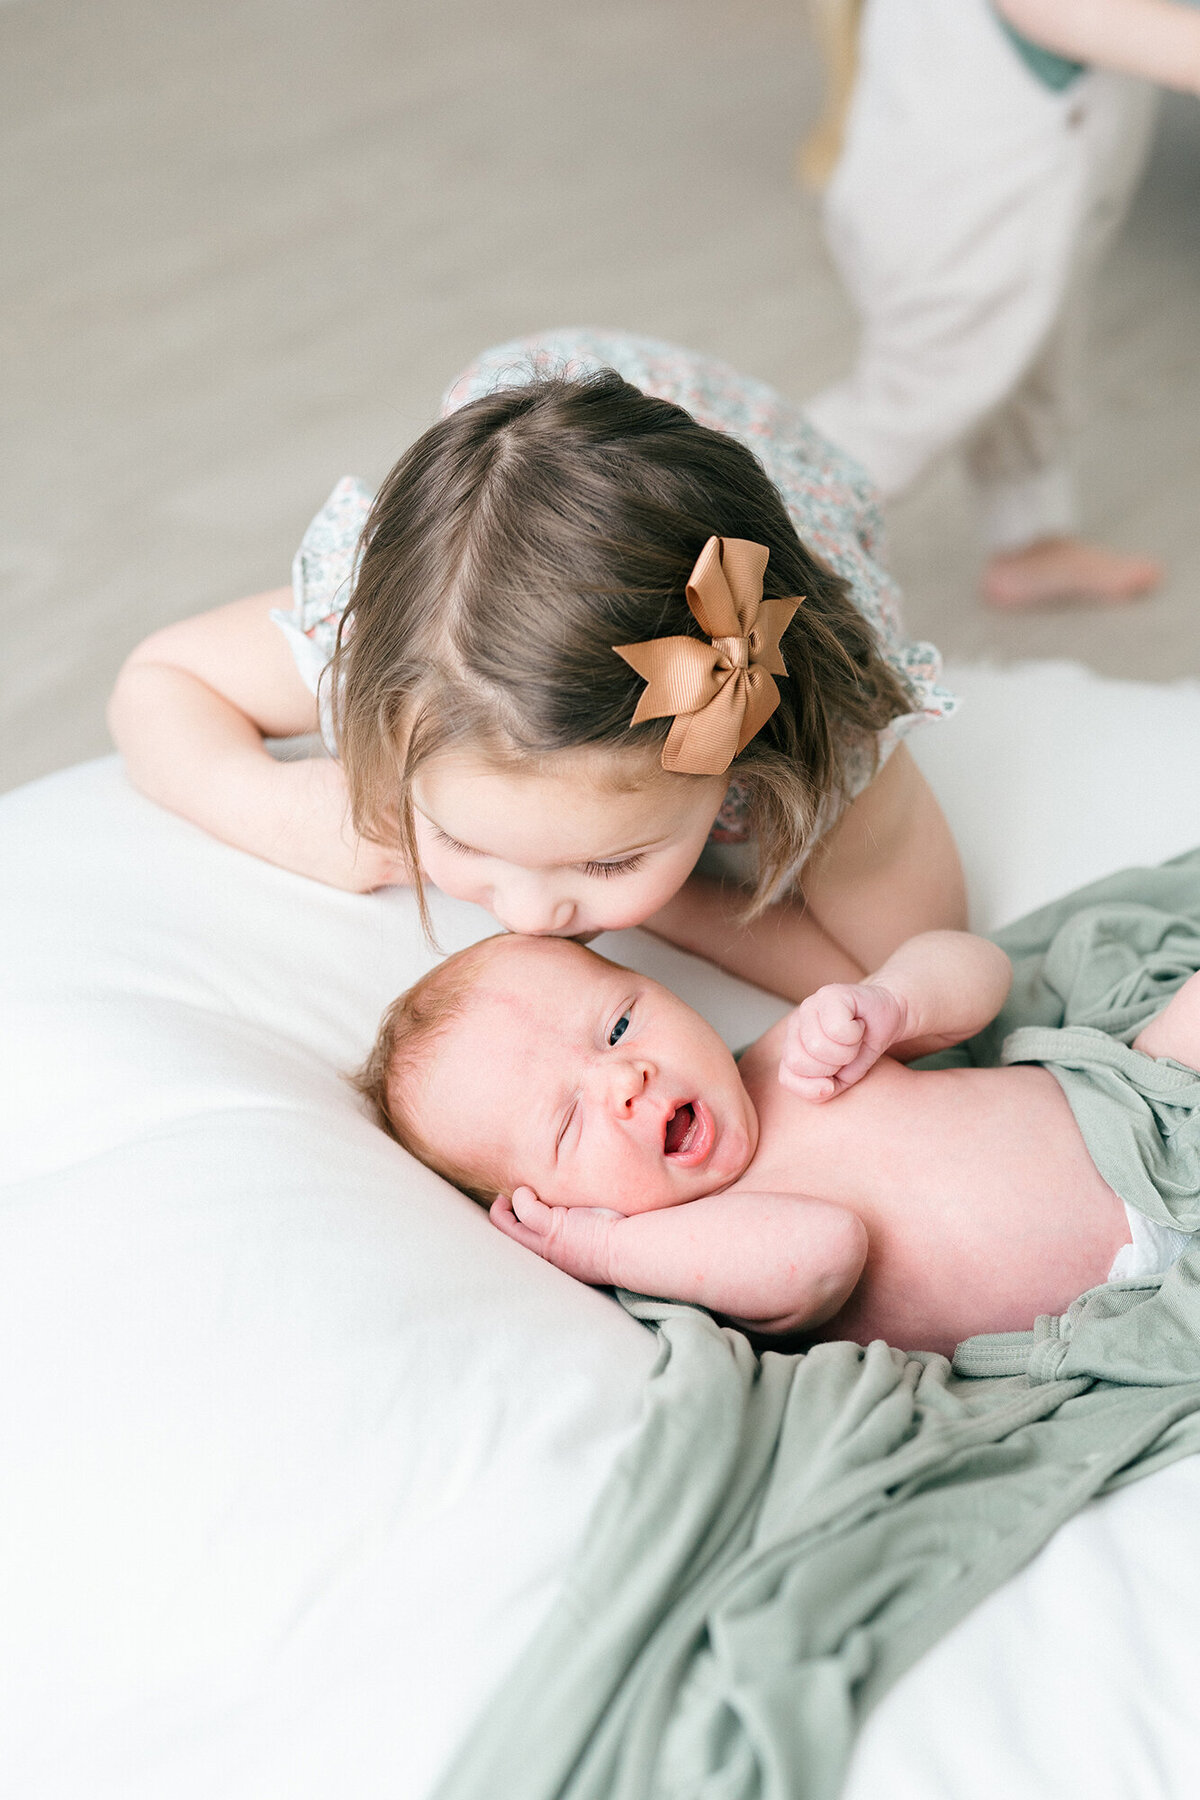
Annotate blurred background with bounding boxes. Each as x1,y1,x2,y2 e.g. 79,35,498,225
4,0,1199,794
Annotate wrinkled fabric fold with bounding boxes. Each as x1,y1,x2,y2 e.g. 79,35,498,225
432,1293,1200,1800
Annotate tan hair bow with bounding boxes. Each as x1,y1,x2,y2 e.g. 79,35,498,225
613,536,802,776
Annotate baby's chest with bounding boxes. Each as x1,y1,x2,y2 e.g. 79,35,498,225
737,1056,922,1206
738,1062,1096,1234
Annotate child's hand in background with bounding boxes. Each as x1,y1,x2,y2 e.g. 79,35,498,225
490,1188,624,1286
779,981,905,1102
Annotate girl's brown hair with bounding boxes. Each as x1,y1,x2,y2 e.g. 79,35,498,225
329,368,913,922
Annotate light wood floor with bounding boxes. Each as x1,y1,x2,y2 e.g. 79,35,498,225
4,0,1199,794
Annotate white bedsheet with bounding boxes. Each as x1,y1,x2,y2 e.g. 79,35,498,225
3,660,1200,1799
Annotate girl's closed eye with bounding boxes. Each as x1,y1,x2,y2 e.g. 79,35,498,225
581,855,645,880
432,824,478,857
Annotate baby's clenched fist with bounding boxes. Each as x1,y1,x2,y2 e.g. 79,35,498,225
779,980,906,1101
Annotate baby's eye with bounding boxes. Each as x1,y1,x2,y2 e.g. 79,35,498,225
581,854,646,880
608,1012,631,1047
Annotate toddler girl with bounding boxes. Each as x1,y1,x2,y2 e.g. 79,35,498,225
108,331,961,1001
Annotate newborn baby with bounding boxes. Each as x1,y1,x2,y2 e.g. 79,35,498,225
357,929,1200,1357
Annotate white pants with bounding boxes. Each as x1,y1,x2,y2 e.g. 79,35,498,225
804,0,1159,549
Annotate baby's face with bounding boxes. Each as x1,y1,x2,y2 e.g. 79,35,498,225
412,937,758,1212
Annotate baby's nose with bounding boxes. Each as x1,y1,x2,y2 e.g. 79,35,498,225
597,1059,649,1114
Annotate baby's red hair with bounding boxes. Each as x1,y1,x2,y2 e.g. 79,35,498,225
351,935,508,1204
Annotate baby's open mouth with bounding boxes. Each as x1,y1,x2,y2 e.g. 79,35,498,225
664,1103,695,1156
663,1101,712,1165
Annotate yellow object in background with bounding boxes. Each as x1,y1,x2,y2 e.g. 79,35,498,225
797,0,864,189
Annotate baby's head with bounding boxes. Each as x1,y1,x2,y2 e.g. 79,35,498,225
355,935,758,1213
328,368,914,934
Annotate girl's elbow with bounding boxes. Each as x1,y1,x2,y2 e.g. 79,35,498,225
109,630,169,713
106,654,147,745
107,649,178,757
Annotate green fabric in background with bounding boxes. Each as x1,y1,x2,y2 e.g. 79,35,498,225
995,11,1084,92
923,847,1200,1238
992,0,1200,92
433,855,1200,1800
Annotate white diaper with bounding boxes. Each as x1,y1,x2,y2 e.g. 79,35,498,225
1107,1205,1194,1283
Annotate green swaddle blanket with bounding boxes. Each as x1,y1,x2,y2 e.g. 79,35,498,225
433,854,1200,1800
922,849,1200,1238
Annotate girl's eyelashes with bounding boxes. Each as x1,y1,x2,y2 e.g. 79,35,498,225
581,854,646,879
428,824,642,878
431,824,478,857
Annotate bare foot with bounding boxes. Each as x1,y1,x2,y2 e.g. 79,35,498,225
981,536,1164,611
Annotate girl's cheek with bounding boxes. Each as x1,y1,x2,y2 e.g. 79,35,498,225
421,846,478,900
589,879,670,932
597,874,680,936
634,858,697,916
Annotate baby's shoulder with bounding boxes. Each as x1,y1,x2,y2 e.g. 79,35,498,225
737,1042,918,1187
736,1015,790,1085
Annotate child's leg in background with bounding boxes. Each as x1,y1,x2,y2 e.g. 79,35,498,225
804,0,1161,602
805,0,1090,496
965,69,1161,605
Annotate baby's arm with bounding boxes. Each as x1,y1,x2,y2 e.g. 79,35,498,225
995,0,1200,94
490,1187,867,1334
781,930,1012,1100
108,592,405,890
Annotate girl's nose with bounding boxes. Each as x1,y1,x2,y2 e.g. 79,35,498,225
492,881,576,937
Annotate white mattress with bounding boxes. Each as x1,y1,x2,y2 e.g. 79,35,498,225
3,660,1200,1799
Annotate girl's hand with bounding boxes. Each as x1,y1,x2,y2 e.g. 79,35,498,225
489,1188,624,1287
779,981,905,1102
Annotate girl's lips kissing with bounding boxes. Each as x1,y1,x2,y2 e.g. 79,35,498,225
662,1099,714,1166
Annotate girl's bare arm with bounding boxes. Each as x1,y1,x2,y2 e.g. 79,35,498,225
645,873,866,1003
647,747,965,1004
108,592,405,890
490,1187,868,1335
800,746,968,973
995,0,1200,93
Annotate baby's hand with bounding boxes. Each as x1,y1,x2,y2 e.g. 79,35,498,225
489,1188,624,1287
780,981,905,1101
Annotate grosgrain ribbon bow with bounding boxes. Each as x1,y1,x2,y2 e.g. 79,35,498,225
613,536,802,775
